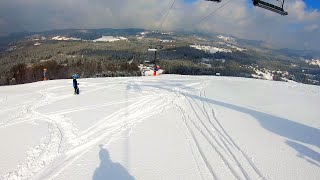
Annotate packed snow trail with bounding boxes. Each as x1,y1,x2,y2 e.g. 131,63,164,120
0,75,319,180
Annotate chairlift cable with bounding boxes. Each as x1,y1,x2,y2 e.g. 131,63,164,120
196,0,233,26
181,0,232,32
158,0,177,32
147,0,176,69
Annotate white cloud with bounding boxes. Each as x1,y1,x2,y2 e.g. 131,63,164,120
0,0,319,50
288,0,320,21
304,24,319,32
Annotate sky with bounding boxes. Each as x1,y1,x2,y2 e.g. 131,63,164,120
303,0,320,9
0,0,319,50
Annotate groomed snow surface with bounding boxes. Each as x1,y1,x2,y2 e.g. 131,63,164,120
0,75,319,180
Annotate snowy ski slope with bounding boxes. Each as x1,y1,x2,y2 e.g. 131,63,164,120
0,75,319,180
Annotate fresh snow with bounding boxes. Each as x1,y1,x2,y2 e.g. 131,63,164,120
140,32,149,36
161,32,173,35
218,42,247,52
190,44,232,53
161,40,173,43
51,35,128,42
308,59,320,67
93,36,128,42
51,36,81,41
0,75,319,180
217,35,235,42
136,36,144,40
252,69,274,80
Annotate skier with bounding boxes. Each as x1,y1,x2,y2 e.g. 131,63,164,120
72,74,79,95
153,65,158,76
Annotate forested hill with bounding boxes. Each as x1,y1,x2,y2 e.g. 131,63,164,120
0,28,319,86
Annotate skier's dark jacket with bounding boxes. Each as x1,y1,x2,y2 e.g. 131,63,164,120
73,79,78,89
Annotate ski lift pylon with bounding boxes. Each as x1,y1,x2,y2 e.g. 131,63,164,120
148,40,163,66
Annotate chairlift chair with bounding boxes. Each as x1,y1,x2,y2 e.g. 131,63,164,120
253,0,288,16
205,0,222,2
205,0,288,16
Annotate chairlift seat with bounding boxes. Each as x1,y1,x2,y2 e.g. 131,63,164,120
253,0,288,15
205,0,222,2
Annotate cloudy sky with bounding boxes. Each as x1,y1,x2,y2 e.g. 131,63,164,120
0,0,319,50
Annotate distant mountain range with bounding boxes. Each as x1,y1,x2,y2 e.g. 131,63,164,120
1,28,320,60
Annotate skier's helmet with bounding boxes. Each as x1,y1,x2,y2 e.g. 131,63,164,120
72,74,79,79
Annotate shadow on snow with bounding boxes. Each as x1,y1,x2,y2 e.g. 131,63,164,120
286,140,320,167
139,81,320,167
93,145,135,180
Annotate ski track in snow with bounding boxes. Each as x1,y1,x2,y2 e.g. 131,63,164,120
171,80,266,180
2,80,174,180
34,90,172,179
0,97,7,103
3,90,81,180
202,89,267,180
2,77,275,180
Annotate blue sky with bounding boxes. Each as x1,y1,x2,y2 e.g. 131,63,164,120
183,0,197,4
303,0,320,10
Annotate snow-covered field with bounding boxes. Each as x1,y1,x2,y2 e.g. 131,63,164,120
0,75,319,180
93,36,128,42
50,35,128,43
190,45,232,53
217,35,235,42
252,69,274,80
51,36,81,41
308,59,320,67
